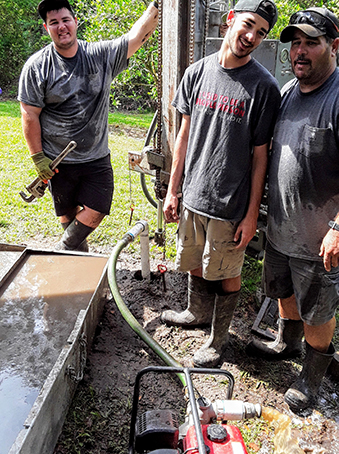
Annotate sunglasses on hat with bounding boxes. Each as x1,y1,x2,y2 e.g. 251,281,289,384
290,10,339,36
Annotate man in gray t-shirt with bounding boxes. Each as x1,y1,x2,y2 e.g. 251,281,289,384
161,0,280,368
18,0,158,251
246,7,339,413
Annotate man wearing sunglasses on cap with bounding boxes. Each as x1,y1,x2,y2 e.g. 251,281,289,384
246,7,339,412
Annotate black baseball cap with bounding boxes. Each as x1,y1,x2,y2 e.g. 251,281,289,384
233,0,278,32
280,7,339,43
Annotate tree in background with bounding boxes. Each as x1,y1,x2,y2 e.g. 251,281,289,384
75,0,157,111
0,0,338,105
271,0,339,38
0,0,49,94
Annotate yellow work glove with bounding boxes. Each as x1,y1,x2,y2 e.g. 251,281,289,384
31,151,54,180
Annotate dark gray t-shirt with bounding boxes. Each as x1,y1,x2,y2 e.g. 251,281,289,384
172,53,280,221
18,37,128,163
267,69,339,260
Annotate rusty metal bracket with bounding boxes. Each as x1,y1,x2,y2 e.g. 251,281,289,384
128,146,156,176
146,147,166,170
251,296,278,341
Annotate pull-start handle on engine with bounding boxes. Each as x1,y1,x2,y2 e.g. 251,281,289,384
19,141,77,203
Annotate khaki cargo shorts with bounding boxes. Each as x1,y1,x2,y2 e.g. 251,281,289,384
175,206,245,280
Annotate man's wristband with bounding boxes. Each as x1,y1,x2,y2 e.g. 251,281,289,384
328,220,339,231
152,1,158,8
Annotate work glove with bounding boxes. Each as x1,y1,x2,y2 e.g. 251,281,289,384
31,151,54,180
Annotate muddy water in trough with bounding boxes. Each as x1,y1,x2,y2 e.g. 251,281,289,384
0,253,107,454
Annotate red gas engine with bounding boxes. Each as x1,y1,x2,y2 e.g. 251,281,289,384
128,366,261,454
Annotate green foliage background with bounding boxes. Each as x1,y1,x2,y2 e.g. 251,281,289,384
75,0,157,110
0,0,157,108
0,0,338,104
271,0,339,39
0,0,47,92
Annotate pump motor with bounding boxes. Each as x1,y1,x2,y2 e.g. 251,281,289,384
129,366,261,454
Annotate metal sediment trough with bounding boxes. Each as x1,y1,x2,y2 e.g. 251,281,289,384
0,244,109,454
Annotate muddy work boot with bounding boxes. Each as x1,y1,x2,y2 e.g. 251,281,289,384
246,318,304,360
193,290,240,368
161,275,215,327
284,342,335,412
55,218,94,252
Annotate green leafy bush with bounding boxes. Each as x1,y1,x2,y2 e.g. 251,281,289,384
1,0,338,103
75,0,157,110
271,0,339,39
0,0,46,93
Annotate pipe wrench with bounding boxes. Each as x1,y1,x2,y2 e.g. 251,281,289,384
19,141,77,203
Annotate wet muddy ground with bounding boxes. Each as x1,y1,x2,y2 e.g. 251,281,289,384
51,249,339,454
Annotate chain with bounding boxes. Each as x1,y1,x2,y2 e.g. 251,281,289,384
202,0,210,58
189,0,196,65
153,0,166,251
128,167,135,225
155,0,163,201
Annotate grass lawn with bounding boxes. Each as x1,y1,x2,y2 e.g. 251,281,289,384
0,100,176,257
108,110,155,129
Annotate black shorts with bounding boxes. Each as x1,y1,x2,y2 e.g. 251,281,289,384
264,241,339,325
48,154,114,216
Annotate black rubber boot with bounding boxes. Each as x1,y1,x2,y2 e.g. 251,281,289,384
56,218,94,252
246,318,304,360
60,220,89,252
61,221,72,230
193,290,240,368
161,275,215,327
284,342,335,412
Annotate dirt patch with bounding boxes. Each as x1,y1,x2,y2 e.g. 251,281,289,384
51,247,339,454
108,124,148,140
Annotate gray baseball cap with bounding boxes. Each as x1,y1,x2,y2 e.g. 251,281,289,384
234,0,278,31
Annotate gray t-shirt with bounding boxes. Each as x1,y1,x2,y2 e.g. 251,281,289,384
18,37,128,163
172,53,280,221
267,69,339,260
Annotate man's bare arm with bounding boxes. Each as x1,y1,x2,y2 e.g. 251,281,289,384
234,143,268,249
21,102,55,180
163,114,191,223
20,102,43,156
127,2,159,59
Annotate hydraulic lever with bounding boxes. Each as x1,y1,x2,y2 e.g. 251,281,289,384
19,141,77,203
